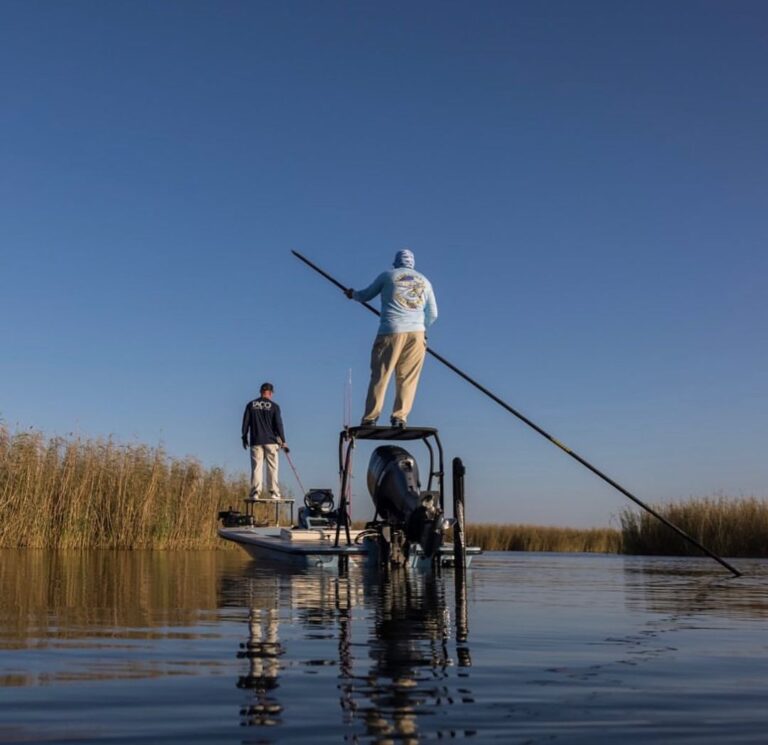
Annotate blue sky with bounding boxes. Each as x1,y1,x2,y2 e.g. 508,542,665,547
2,1,766,527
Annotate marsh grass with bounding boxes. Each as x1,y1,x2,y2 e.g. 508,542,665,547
464,523,621,553
620,496,768,558
3,427,765,555
464,497,768,556
0,426,251,549
351,519,621,552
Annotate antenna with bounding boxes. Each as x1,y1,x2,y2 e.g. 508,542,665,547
344,368,353,520
343,368,352,428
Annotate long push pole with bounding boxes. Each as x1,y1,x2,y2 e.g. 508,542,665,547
291,249,741,578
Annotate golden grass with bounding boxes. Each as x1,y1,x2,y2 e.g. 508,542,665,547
0,425,250,549
464,523,621,553
464,497,768,556
3,426,765,556
620,496,768,558
351,520,621,552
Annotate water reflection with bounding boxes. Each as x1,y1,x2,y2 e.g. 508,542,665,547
351,568,474,743
0,549,234,686
237,605,284,726
2,550,768,743
623,556,768,620
0,549,222,642
220,561,475,741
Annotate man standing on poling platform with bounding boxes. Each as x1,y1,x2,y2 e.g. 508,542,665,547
241,382,288,499
345,249,438,428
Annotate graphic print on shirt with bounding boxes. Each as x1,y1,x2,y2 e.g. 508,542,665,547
393,272,426,310
251,400,272,410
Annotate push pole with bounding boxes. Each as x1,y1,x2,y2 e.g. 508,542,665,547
291,249,742,578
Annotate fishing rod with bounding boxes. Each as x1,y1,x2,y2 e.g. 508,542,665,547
291,249,742,578
283,447,307,497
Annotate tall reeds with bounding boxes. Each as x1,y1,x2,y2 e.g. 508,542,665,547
465,497,768,556
620,496,768,558
0,426,249,549
3,427,765,556
464,523,621,553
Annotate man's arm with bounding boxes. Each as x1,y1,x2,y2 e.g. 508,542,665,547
351,273,386,303
241,404,250,447
273,404,286,446
424,283,438,327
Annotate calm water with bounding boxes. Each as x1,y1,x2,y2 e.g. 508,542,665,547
1,550,767,743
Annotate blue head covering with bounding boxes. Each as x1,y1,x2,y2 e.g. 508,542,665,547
393,249,415,269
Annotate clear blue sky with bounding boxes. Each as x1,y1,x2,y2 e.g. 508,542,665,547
2,1,766,527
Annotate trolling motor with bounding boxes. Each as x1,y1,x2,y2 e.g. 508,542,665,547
367,445,444,565
297,489,338,529
218,507,255,528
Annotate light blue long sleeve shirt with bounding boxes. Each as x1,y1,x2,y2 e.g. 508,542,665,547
353,268,438,335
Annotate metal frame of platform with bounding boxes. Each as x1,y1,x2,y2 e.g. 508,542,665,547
333,425,445,549
243,497,295,527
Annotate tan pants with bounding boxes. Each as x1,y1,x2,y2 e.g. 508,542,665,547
363,331,426,422
249,444,280,497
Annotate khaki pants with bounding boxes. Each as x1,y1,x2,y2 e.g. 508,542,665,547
363,331,426,422
249,444,280,497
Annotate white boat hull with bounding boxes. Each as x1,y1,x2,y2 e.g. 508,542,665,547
218,526,481,569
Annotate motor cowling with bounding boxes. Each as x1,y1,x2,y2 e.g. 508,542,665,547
367,445,443,557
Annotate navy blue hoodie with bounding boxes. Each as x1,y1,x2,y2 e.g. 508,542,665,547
241,397,286,446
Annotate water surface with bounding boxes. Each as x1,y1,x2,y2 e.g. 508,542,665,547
1,549,766,743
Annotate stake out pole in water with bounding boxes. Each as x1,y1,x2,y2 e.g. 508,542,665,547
291,249,742,578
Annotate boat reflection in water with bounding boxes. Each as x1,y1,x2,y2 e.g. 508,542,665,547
236,588,284,726
223,561,474,741
350,568,474,742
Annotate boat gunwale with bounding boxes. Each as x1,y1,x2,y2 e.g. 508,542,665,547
218,527,368,555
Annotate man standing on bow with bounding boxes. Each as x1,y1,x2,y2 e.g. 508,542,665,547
345,249,438,428
241,382,287,499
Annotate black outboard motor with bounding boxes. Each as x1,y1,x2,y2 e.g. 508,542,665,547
367,445,444,562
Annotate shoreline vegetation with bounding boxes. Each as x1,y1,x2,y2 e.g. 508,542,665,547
464,524,621,554
0,426,246,549
1,427,766,556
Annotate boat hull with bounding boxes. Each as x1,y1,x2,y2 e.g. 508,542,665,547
219,527,481,570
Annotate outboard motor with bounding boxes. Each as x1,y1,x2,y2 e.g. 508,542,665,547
367,445,444,564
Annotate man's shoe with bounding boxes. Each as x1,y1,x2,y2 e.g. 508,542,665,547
270,493,281,501
360,418,378,426
390,417,406,429
248,487,258,498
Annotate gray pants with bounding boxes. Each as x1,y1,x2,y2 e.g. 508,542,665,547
249,444,280,497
